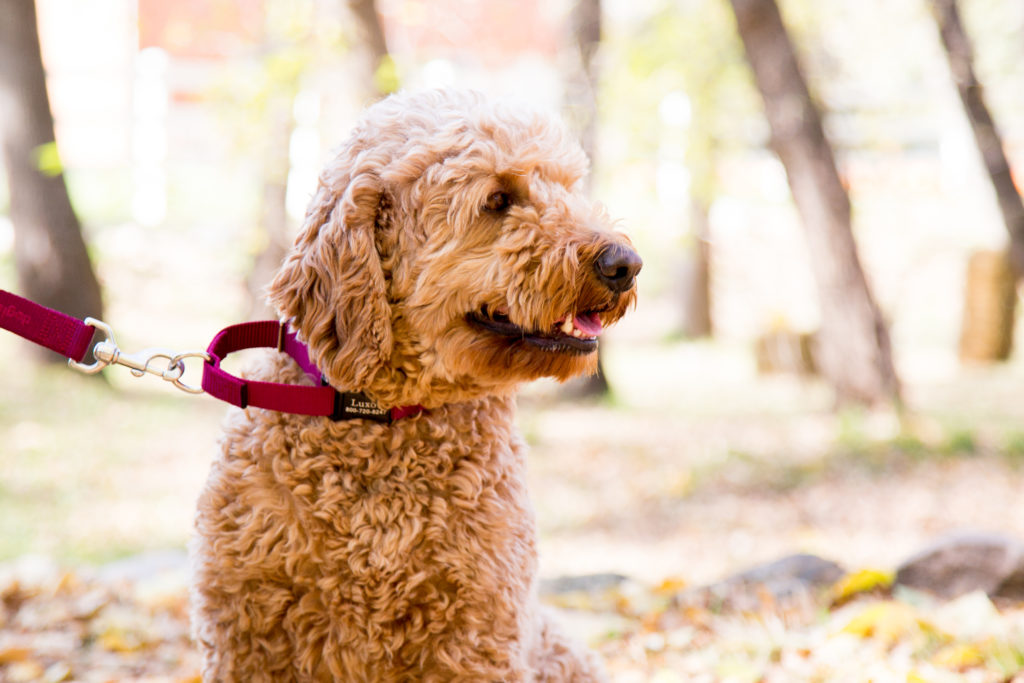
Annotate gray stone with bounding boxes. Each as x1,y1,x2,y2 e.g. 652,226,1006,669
683,554,845,612
895,533,1024,600
727,553,846,589
539,573,628,596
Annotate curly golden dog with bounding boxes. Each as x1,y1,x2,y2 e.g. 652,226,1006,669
191,89,641,681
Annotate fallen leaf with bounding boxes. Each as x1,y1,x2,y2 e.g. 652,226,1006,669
42,662,73,683
6,659,45,683
932,643,985,670
0,645,32,664
840,601,945,648
653,576,688,596
830,568,893,604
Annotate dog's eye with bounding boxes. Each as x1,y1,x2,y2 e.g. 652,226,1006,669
484,191,511,213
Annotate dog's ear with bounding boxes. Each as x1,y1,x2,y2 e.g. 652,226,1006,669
267,162,393,391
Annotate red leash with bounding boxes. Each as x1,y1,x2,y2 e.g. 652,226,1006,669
0,289,423,424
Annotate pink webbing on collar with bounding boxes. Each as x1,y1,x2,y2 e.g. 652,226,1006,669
202,321,424,422
202,321,332,415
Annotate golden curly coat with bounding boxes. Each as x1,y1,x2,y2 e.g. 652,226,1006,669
191,89,641,682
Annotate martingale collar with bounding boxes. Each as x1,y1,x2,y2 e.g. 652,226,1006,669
203,320,425,423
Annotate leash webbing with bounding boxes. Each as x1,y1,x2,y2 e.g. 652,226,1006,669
0,289,96,362
0,288,423,423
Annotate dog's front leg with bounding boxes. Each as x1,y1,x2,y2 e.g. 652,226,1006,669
528,608,609,682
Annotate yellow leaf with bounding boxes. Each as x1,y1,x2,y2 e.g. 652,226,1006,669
6,660,45,683
831,568,894,603
0,646,31,664
32,142,63,177
653,576,688,596
932,643,985,670
98,629,145,653
840,602,941,647
373,55,400,95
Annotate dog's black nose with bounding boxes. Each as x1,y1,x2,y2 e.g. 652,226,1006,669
594,244,642,293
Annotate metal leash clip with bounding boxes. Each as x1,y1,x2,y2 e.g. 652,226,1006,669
67,317,209,394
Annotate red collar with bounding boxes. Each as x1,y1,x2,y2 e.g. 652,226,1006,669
204,321,425,423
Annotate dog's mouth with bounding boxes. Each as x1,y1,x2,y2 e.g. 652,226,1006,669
466,304,604,354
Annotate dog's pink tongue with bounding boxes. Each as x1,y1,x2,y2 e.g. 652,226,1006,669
573,313,604,337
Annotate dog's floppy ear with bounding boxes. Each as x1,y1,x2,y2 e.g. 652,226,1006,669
268,158,393,391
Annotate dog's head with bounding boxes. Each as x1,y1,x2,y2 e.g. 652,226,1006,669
269,90,641,407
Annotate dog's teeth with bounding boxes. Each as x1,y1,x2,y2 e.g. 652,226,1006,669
561,318,574,335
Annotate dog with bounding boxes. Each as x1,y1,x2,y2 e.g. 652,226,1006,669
191,89,641,681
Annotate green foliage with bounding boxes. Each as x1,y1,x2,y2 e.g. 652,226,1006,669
887,431,927,458
600,0,757,204
32,141,64,178
1002,430,1024,462
205,0,352,161
374,55,400,96
942,427,978,456
835,406,870,452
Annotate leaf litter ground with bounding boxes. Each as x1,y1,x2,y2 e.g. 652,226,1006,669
5,333,1024,680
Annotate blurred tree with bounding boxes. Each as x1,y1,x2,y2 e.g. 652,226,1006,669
245,69,295,321
564,0,601,191
682,163,714,338
929,0,1024,277
660,4,744,340
0,0,103,359
607,0,753,340
243,2,309,320
728,0,901,406
245,0,395,320
562,0,611,398
346,0,397,102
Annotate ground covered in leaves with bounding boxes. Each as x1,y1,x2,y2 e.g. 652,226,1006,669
3,553,1024,682
6,325,1024,680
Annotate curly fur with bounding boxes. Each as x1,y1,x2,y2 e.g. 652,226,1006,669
191,89,640,682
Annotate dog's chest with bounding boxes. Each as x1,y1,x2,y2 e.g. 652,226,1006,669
261,409,537,598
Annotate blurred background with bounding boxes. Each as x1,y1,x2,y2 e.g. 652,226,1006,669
2,0,1024,679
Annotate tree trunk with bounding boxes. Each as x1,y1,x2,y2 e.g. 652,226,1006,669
0,0,103,361
247,94,293,320
562,0,610,398
959,249,1015,362
929,0,1024,277
676,11,723,341
564,0,601,190
346,0,395,102
681,189,713,338
728,0,900,406
248,1,394,317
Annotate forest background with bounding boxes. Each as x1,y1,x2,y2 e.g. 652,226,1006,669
2,0,1024,680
